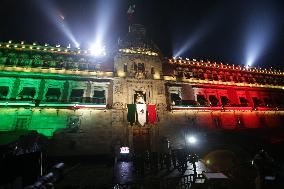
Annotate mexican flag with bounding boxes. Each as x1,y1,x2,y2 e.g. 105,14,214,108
147,104,157,124
136,104,147,126
127,104,136,124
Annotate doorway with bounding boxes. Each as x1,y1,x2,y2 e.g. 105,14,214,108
132,128,150,153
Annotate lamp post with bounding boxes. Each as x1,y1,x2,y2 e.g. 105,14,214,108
187,135,197,154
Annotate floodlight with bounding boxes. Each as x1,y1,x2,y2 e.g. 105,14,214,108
89,43,106,56
187,136,197,144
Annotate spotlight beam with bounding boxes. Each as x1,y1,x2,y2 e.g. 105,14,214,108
173,4,225,58
35,0,79,47
92,0,118,49
245,5,276,66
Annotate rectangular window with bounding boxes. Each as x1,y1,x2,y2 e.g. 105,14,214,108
93,90,106,104
209,95,219,106
220,96,230,106
0,86,9,100
18,87,36,100
239,97,248,106
252,97,261,107
170,93,181,105
70,89,84,102
46,88,61,102
197,95,207,106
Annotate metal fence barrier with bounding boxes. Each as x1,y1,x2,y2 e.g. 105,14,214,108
113,174,205,189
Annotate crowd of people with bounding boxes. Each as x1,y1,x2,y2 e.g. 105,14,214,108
131,149,199,176
253,149,281,189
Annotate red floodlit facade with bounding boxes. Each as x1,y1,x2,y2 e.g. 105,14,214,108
163,58,284,111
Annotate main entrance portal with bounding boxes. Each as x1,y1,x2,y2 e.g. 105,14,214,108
132,128,150,153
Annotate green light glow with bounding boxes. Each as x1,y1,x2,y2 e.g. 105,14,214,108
0,108,68,141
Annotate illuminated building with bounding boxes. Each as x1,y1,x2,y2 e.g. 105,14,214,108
0,24,284,155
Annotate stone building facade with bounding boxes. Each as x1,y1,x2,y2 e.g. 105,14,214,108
0,24,284,155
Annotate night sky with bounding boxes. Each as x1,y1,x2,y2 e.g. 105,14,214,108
1,0,283,69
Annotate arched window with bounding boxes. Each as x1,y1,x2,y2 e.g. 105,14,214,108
124,63,127,72
151,67,155,74
137,63,145,72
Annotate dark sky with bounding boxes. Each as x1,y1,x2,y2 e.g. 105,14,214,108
0,0,283,69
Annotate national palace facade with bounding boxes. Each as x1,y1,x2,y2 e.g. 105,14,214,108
0,24,284,155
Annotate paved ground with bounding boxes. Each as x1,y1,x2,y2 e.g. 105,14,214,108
115,160,209,185
55,163,114,189
52,153,284,189
54,158,209,188
51,128,284,188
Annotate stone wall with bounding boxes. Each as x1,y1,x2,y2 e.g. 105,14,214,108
157,110,284,149
1,107,284,156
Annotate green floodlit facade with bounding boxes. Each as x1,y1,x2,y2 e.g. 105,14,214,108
0,108,66,138
0,41,113,140
1,24,284,155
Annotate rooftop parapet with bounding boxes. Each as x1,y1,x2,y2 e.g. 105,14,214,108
167,57,284,76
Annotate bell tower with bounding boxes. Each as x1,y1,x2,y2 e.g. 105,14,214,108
112,24,167,108
114,24,162,80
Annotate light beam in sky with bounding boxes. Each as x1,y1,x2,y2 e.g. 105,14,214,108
35,0,79,48
91,0,118,51
173,25,210,58
172,3,224,58
245,8,276,67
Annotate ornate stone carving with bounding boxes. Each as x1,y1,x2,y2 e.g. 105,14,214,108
114,85,122,95
157,85,164,95
66,115,81,133
113,80,122,95
113,102,124,109
112,111,123,123
157,103,167,111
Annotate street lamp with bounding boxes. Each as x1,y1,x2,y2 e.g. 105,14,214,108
187,135,197,144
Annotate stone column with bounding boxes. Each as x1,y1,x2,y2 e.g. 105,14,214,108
10,78,21,99
37,79,46,100
61,80,70,102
